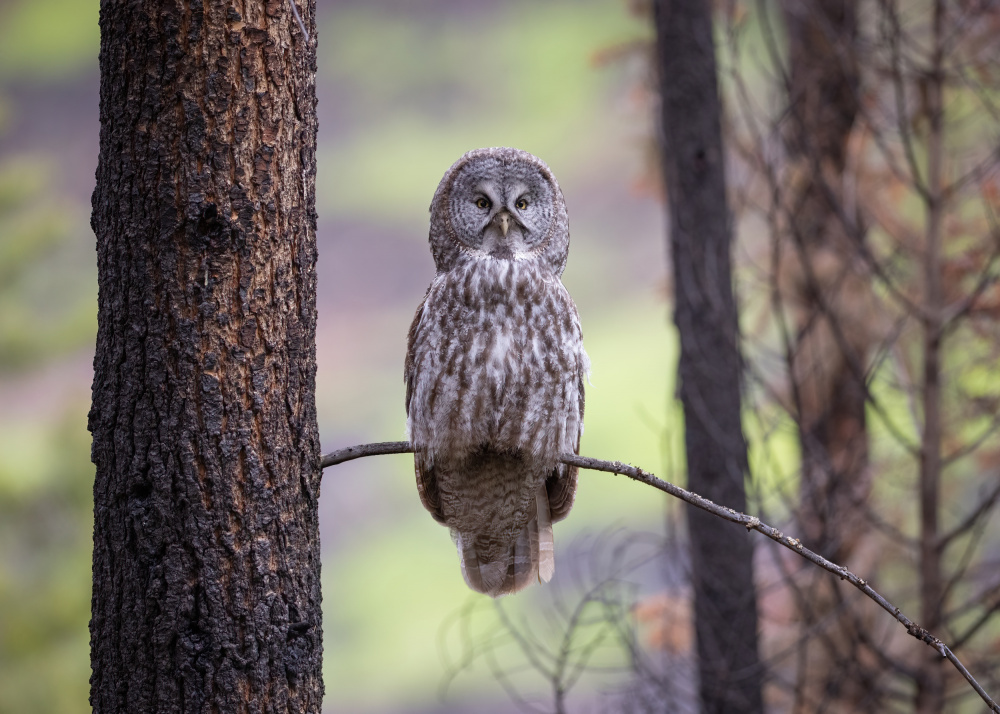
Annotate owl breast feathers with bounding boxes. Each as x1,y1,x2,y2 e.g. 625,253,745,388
405,147,589,597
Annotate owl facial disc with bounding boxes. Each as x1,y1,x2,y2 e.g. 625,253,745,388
429,146,570,276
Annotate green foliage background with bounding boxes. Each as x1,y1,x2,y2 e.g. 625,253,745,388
0,0,99,711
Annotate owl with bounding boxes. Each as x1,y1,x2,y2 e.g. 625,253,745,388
404,147,589,597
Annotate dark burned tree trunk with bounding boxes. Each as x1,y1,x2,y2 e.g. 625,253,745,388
782,0,868,564
88,1,321,712
653,2,763,712
778,3,881,712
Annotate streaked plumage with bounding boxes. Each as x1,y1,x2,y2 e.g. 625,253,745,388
405,147,588,597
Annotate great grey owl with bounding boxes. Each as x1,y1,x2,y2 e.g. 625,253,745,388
405,147,589,597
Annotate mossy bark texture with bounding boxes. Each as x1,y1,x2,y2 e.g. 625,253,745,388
88,1,322,711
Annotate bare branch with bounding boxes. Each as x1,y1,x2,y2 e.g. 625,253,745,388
320,440,413,468
953,584,1000,651
319,440,1000,712
938,476,1000,550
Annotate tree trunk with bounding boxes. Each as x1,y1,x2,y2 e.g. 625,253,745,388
782,0,868,565
915,2,946,710
88,1,322,712
653,2,764,712
779,4,882,711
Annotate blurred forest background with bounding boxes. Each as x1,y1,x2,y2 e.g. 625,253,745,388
3,0,1000,712
0,0,676,711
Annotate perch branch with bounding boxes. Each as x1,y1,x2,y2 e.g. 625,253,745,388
319,441,1000,713
321,441,412,468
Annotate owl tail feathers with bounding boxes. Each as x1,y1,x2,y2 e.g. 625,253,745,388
535,483,555,583
457,485,555,598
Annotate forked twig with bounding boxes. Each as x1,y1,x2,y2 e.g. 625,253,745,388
319,441,1000,712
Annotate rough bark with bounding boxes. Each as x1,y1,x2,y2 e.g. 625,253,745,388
88,1,322,712
653,2,764,712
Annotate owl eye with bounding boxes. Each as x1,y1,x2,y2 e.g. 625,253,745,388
475,197,491,210
515,198,529,211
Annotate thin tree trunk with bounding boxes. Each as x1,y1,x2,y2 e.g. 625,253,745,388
88,1,322,711
782,0,868,564
916,1,946,710
780,3,880,710
654,2,764,711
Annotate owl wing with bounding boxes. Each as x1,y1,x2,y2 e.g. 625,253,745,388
414,454,446,525
546,370,584,522
404,293,448,525
546,302,588,523
404,293,427,417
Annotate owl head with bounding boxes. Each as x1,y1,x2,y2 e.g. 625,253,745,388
428,147,570,276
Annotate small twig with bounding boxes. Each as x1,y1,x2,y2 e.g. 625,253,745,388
287,0,309,42
319,441,1000,713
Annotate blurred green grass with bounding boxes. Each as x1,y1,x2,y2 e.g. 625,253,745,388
0,0,99,710
0,158,96,370
0,0,99,79
0,413,93,714
318,1,649,225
